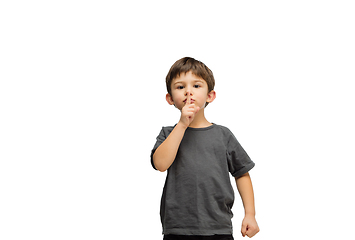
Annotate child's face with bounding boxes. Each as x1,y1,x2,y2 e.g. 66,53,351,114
166,71,215,110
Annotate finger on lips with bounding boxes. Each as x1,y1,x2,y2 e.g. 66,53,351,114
186,93,191,105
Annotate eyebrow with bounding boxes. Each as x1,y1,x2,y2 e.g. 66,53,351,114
173,81,183,85
193,80,205,84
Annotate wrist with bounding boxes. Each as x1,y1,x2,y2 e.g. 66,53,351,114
177,120,189,130
245,211,256,217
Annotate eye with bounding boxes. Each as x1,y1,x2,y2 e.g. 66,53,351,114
193,84,200,88
177,86,184,90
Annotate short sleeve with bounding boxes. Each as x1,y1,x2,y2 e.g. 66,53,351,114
226,131,255,178
150,127,173,170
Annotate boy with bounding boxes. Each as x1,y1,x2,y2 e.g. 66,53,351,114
151,57,259,240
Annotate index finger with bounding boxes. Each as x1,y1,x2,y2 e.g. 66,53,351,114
186,93,191,105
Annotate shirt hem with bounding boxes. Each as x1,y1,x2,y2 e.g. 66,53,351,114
163,228,233,236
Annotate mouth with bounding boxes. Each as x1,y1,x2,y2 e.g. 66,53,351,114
183,99,195,103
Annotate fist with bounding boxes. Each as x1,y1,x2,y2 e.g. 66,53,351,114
241,215,259,238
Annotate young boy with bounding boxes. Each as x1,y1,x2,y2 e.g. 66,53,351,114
151,57,259,240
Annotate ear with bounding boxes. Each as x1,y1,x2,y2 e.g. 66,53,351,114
206,90,216,103
166,93,175,105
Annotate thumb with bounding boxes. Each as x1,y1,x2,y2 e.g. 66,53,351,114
195,106,200,113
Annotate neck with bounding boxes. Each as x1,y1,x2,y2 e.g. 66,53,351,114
188,108,212,128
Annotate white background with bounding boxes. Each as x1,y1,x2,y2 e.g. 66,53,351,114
1,1,354,239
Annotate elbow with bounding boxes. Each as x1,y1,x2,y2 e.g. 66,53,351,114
153,156,168,172
154,162,168,172
156,167,167,172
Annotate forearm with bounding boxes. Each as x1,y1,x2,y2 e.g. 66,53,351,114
153,122,186,172
235,172,256,216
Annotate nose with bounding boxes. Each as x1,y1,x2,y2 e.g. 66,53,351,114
185,90,192,96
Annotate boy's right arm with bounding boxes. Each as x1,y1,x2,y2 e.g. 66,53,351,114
152,122,187,172
153,94,199,172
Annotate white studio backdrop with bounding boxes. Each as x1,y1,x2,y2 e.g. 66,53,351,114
1,1,354,239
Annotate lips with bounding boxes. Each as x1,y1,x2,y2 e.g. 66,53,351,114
183,99,195,103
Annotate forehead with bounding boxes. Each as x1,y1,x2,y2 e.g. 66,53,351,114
172,71,206,83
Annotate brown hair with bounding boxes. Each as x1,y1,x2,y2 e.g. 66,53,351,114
166,57,215,106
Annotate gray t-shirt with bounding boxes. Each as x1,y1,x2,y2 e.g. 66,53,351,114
151,124,255,235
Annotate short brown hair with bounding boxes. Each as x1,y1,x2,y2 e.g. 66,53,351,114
166,57,215,106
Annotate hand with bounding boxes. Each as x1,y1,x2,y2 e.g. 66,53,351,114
241,215,259,238
179,93,200,128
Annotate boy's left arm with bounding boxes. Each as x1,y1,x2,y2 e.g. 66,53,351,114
235,172,260,238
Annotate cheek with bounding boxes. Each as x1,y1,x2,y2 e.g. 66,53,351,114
196,91,208,101
171,91,183,102
170,92,184,106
